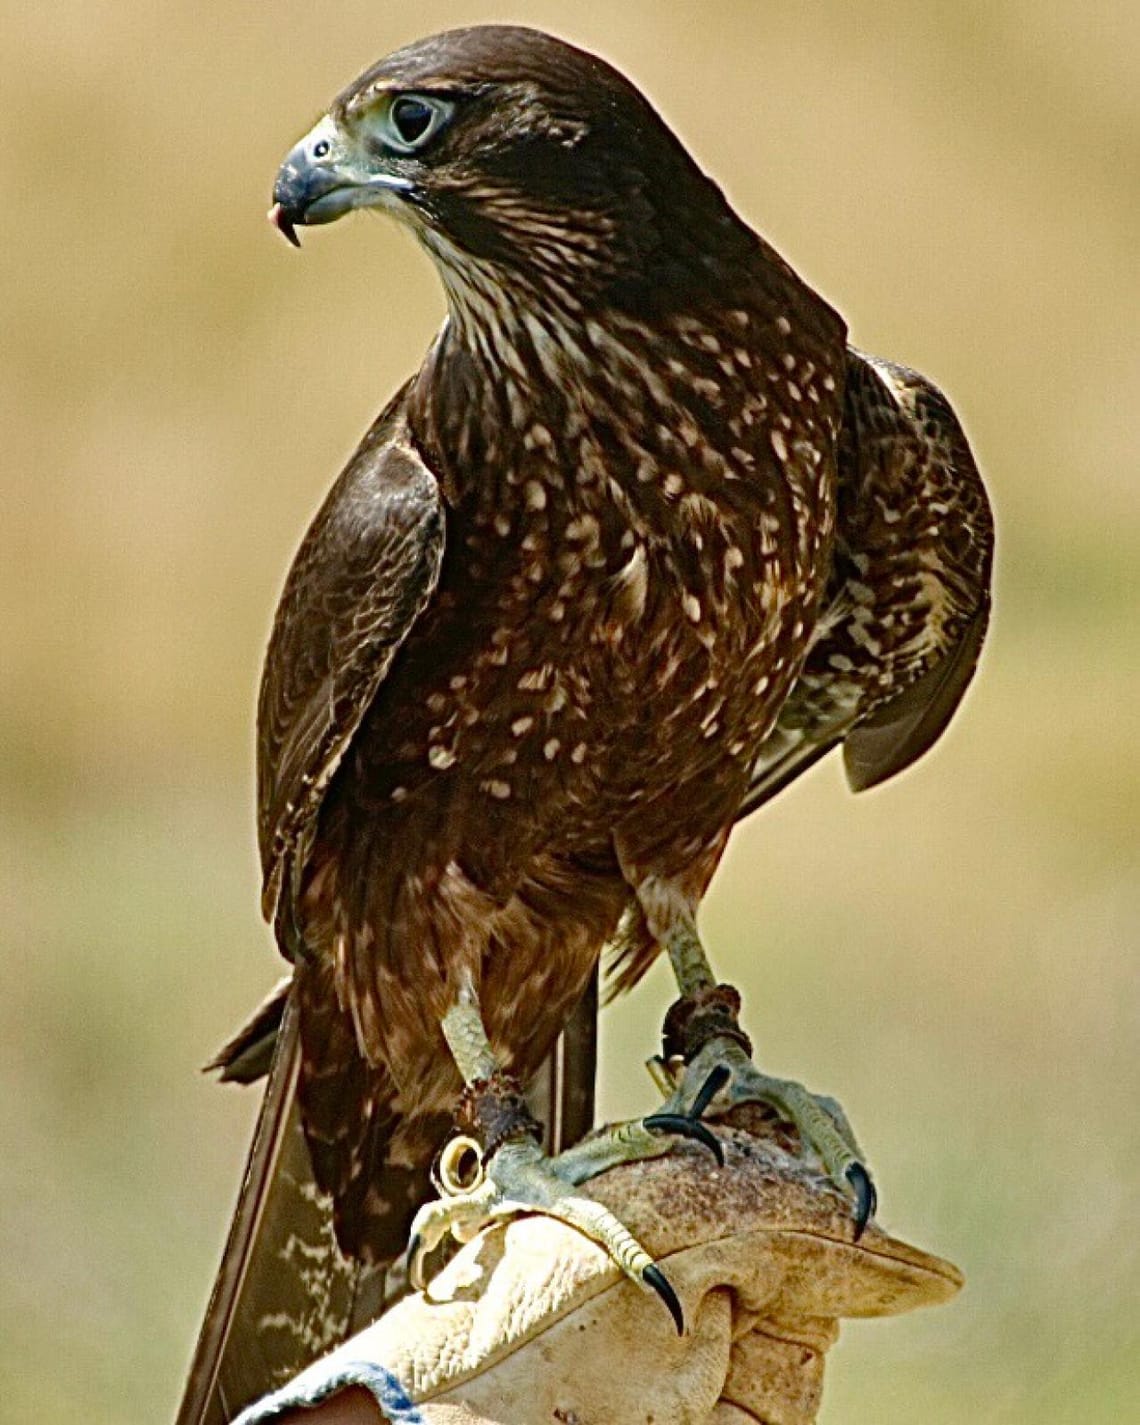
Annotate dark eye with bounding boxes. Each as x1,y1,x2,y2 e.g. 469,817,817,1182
391,97,434,146
377,92,455,154
312,139,330,158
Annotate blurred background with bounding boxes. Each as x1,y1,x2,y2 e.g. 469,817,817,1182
2,1,1136,1420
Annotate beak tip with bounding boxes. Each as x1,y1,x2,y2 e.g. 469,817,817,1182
268,202,302,248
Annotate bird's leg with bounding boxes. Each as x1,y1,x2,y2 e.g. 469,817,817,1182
645,885,877,1238
406,978,689,1331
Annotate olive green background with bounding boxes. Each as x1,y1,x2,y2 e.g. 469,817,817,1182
2,2,1136,1420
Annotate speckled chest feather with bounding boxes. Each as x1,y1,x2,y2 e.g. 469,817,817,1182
303,275,845,1083
416,305,832,777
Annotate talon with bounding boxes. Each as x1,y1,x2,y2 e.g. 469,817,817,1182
846,1162,877,1240
689,1062,731,1119
643,1111,724,1166
405,1232,424,1291
674,1039,880,1229
642,1262,684,1334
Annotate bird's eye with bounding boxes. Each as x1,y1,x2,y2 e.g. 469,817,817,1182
392,98,433,144
312,139,331,159
380,93,454,154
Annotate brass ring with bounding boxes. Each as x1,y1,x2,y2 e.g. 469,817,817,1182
437,1134,486,1196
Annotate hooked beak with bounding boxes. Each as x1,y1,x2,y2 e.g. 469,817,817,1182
268,120,414,248
268,200,302,247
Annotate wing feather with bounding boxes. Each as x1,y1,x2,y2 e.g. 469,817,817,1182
257,386,445,927
738,348,994,821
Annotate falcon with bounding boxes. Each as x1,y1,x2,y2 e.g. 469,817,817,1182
240,23,992,1338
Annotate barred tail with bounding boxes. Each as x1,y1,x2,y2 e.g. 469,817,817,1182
295,965,441,1266
175,984,391,1425
177,972,598,1423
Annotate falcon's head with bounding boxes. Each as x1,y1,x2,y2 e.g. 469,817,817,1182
271,26,752,311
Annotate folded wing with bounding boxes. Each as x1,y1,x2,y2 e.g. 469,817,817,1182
257,386,446,936
739,348,994,819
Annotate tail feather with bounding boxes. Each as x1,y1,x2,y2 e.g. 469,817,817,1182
204,976,290,1085
178,973,599,1424
176,987,388,1425
295,969,444,1264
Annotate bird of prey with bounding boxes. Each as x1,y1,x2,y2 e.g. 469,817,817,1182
180,24,993,1413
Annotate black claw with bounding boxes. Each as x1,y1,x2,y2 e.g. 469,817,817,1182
642,1263,684,1334
644,1111,725,1166
846,1163,877,1240
689,1063,731,1119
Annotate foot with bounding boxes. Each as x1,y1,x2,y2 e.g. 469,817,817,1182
658,988,877,1237
407,1131,691,1330
421,989,721,1332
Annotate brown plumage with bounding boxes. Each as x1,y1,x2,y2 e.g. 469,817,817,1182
259,25,854,1266
182,30,994,1409
741,349,992,811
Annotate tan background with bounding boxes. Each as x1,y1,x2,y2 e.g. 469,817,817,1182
2,2,1137,1420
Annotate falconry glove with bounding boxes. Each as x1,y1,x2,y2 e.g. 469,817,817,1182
233,1121,961,1425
